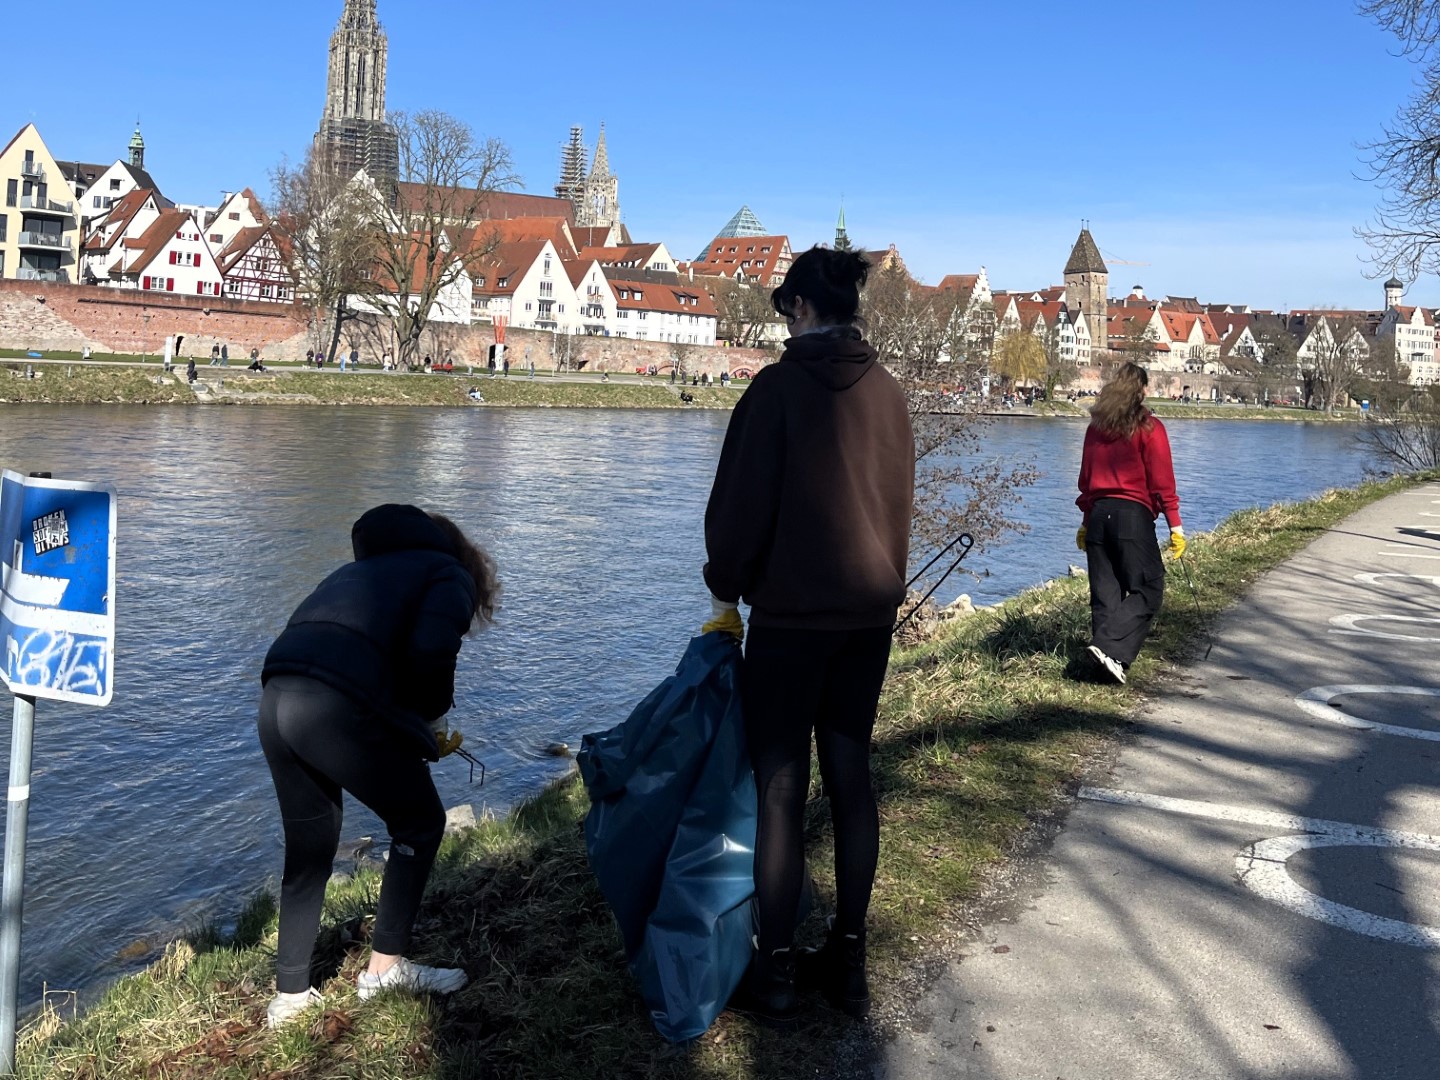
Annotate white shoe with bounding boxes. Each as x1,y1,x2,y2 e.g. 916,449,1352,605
1088,645,1126,684
356,956,468,1000
266,987,323,1028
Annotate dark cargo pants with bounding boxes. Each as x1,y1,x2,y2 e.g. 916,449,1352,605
1085,497,1165,667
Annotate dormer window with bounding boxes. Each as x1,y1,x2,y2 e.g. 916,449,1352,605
497,276,509,288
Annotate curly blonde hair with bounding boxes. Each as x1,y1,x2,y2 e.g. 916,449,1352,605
1090,362,1152,438
427,512,501,628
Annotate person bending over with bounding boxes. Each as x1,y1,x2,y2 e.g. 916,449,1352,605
1075,362,1184,684
258,504,499,1027
704,245,915,1024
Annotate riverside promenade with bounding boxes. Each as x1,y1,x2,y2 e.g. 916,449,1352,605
885,482,1440,1080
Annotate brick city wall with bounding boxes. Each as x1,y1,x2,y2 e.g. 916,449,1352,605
0,280,772,376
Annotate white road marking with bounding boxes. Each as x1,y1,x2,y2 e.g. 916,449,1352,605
1377,546,1440,560
1328,613,1440,640
1354,572,1440,587
1079,787,1440,948
1238,834,1440,949
1294,685,1440,741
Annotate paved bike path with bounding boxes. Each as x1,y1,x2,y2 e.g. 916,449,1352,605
883,482,1440,1080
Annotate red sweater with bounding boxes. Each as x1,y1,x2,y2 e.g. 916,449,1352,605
1076,415,1182,528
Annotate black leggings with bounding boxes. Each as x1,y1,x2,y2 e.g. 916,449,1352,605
257,675,445,994
741,625,893,953
1085,497,1166,666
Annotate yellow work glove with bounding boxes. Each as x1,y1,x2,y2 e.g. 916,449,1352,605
701,596,745,640
435,729,464,758
1075,526,1087,551
1167,527,1186,559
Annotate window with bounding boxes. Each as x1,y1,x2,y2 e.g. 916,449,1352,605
5,180,16,207
210,233,222,244
633,290,643,301
228,212,240,221
543,255,551,275
639,311,647,320
109,179,121,191
497,276,508,288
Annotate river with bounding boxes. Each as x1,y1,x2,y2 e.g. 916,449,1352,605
0,405,1373,1001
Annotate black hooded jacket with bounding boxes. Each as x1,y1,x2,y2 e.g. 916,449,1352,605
262,504,477,759
704,327,915,629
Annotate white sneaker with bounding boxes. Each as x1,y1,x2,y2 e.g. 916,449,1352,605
356,956,468,1000
1088,645,1126,684
266,987,323,1028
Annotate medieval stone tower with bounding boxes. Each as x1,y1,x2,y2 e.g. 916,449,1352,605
1064,226,1109,355
557,125,621,229
314,0,398,180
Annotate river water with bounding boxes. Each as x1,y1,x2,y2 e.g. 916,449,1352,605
0,406,1372,1000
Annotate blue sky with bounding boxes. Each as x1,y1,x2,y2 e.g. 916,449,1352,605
12,0,1425,309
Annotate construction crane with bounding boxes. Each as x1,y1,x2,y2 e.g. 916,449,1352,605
1101,247,1150,268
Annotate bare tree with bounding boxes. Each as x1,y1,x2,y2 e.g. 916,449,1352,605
862,263,1037,567
270,149,379,364
1358,1,1440,276
1037,320,1079,400
1357,385,1440,468
707,276,782,348
1301,316,1367,412
364,110,518,369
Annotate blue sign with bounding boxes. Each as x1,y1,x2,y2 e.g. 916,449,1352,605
0,471,116,706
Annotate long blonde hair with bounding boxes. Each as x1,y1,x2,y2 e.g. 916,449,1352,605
1090,362,1152,438
427,512,501,628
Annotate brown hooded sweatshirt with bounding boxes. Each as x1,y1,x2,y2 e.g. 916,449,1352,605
704,327,915,630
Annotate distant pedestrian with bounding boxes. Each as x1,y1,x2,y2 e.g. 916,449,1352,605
186,358,197,384
528,360,535,379
502,357,510,377
670,368,676,384
258,505,499,1029
210,346,220,366
250,347,260,367
221,344,229,366
83,345,93,362
1075,362,1184,685
306,349,315,367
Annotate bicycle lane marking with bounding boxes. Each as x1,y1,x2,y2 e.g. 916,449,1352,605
1294,685,1440,741
1078,787,1440,948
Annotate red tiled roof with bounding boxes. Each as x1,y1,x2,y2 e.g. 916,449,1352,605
690,234,790,287
1015,299,1070,330
609,277,718,318
117,209,195,276
1158,310,1220,345
470,241,547,297
466,216,575,257
578,243,662,267
394,184,575,224
1393,304,1436,327
562,258,603,290
936,273,978,292
84,188,156,252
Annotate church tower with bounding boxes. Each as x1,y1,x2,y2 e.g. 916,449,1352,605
578,124,620,229
555,126,588,206
128,124,145,169
1385,275,1404,309
834,202,851,251
314,0,398,180
1064,226,1110,356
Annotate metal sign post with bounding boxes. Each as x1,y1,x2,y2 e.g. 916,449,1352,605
0,470,116,1073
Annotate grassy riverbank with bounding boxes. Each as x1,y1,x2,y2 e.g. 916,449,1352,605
15,473,1421,1080
0,363,738,409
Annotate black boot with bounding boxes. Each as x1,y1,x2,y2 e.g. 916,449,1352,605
797,919,869,1019
728,944,799,1026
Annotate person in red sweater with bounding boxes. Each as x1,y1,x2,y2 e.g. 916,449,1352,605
1075,362,1184,683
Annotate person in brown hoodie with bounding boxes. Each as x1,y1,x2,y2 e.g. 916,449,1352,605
704,245,915,1024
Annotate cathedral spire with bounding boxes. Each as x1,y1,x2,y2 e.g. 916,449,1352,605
590,123,610,178
315,0,397,180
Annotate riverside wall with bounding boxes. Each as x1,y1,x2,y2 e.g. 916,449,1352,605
0,280,769,378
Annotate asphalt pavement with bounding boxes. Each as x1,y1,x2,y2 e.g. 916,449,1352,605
883,482,1440,1080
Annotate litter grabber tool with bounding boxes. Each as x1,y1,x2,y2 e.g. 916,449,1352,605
895,533,975,637
1176,554,1213,661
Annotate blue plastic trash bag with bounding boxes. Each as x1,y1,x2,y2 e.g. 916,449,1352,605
577,631,757,1043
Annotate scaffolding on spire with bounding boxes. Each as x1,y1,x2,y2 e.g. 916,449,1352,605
555,126,588,205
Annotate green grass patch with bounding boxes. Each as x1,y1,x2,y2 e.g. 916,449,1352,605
15,473,1425,1078
0,364,192,405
